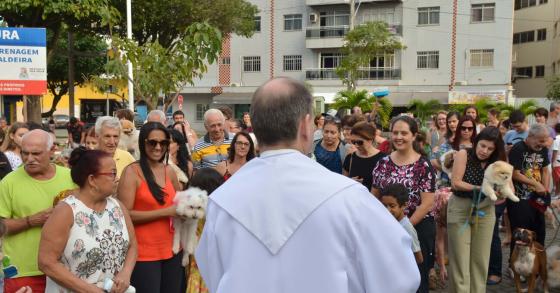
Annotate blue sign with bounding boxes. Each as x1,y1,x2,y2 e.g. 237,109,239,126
0,28,46,47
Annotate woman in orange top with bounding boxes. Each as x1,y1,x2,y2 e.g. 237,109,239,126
118,122,184,292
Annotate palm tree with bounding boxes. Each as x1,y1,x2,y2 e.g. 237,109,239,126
375,97,393,130
332,89,374,112
407,99,442,124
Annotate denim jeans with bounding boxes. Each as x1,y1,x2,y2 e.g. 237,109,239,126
488,202,506,277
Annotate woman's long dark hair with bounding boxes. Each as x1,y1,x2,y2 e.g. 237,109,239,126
445,111,460,140
471,126,506,163
390,115,425,156
452,115,477,151
228,131,256,163
172,121,191,146
188,168,224,195
138,122,170,205
169,129,191,180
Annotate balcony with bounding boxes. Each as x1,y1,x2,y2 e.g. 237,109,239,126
307,0,401,5
306,68,401,80
305,24,402,49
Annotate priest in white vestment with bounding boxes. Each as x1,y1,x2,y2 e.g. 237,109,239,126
195,77,420,293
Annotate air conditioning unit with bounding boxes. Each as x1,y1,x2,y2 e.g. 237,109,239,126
309,13,318,23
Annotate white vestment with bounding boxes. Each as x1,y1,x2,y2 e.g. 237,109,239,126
195,149,420,293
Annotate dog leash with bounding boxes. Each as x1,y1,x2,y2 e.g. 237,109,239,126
459,188,486,234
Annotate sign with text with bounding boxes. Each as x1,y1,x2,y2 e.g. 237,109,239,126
0,28,47,95
448,91,506,104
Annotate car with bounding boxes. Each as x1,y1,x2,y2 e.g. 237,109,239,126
53,114,70,128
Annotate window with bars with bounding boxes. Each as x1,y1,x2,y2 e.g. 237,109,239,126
537,29,547,41
284,14,303,31
515,0,547,10
513,30,535,44
196,104,209,121
471,3,495,23
254,16,261,33
536,65,545,77
417,51,439,69
515,67,533,78
418,7,440,25
283,55,302,71
243,56,261,72
470,49,494,67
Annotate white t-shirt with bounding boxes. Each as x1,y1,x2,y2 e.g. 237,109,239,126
553,134,560,167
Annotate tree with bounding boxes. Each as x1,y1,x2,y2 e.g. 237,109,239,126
407,99,442,124
336,21,405,91
374,98,393,130
547,75,560,101
43,31,107,118
331,89,374,112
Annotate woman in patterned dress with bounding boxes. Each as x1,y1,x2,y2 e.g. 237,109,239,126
39,148,137,293
371,116,436,293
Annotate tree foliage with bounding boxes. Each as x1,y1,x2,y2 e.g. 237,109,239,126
547,75,560,101
110,0,258,47
407,99,443,124
449,98,537,123
336,21,405,91
332,89,374,112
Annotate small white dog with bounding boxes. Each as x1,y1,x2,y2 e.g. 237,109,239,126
481,161,519,202
548,245,560,288
118,120,140,159
172,187,209,266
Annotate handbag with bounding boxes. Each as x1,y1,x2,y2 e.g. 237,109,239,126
528,192,551,213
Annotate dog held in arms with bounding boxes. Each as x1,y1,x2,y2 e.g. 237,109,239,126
511,228,548,293
172,187,209,266
481,161,519,202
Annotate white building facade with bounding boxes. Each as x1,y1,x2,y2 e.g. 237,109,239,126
175,0,514,132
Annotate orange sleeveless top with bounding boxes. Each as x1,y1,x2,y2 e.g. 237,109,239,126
133,165,176,261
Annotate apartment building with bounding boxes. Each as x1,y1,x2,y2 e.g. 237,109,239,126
512,0,560,98
175,0,514,132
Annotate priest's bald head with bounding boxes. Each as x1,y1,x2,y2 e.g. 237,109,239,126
251,77,314,154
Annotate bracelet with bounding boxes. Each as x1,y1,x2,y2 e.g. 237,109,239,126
25,216,31,228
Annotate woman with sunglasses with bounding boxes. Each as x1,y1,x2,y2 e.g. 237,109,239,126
342,122,385,190
313,116,346,174
117,122,185,293
215,131,256,180
39,147,137,293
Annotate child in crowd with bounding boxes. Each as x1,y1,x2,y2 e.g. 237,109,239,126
380,184,423,264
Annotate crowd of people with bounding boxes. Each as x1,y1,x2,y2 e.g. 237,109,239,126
0,77,558,293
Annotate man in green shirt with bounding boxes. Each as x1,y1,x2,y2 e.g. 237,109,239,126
0,129,75,292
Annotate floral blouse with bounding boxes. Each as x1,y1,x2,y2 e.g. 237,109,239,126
371,155,436,218
45,195,130,291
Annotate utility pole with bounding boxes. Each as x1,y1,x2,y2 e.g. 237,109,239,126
68,31,75,117
126,0,134,112
349,0,355,30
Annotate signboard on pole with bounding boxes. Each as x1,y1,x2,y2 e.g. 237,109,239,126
0,28,47,95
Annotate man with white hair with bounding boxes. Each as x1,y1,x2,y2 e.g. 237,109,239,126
0,129,75,292
508,123,551,254
147,109,168,125
192,108,233,169
96,116,135,177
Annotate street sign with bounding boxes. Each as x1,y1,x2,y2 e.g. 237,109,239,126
178,94,183,110
0,27,47,95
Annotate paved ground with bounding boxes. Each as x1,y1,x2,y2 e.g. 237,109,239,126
430,221,560,292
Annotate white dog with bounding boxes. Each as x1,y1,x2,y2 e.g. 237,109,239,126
172,187,209,266
481,161,519,202
118,120,140,159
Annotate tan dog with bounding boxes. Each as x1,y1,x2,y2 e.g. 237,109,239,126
511,228,548,293
481,161,519,202
118,119,139,159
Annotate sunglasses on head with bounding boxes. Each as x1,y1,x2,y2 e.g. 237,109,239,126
145,139,170,148
461,126,474,131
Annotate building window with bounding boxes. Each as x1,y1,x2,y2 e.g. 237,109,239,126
418,7,440,25
537,29,547,41
220,57,230,65
536,65,545,77
284,14,303,31
471,3,495,23
417,51,439,69
320,11,350,27
513,30,536,44
470,49,494,67
254,16,261,33
243,56,261,72
321,53,344,68
283,55,302,71
515,67,533,78
196,104,209,121
515,0,547,9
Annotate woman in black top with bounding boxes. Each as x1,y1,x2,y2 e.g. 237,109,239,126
343,122,385,190
447,127,506,293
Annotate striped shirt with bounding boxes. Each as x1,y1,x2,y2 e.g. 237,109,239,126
192,132,234,169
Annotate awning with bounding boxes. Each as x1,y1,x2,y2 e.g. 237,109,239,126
212,92,253,104
383,91,448,106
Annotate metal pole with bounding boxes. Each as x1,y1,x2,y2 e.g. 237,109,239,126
126,0,134,112
349,0,355,30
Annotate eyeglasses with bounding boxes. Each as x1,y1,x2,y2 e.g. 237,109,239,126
96,170,117,179
461,126,474,132
145,139,170,148
235,141,250,147
351,140,365,146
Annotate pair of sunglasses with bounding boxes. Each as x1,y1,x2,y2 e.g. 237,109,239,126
145,139,170,148
461,126,474,132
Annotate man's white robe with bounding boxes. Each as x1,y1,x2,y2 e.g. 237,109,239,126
195,150,420,293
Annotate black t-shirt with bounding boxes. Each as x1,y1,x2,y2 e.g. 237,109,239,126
508,141,550,200
66,123,83,143
343,152,386,190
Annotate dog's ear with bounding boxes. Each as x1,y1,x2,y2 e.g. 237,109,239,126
529,230,537,240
